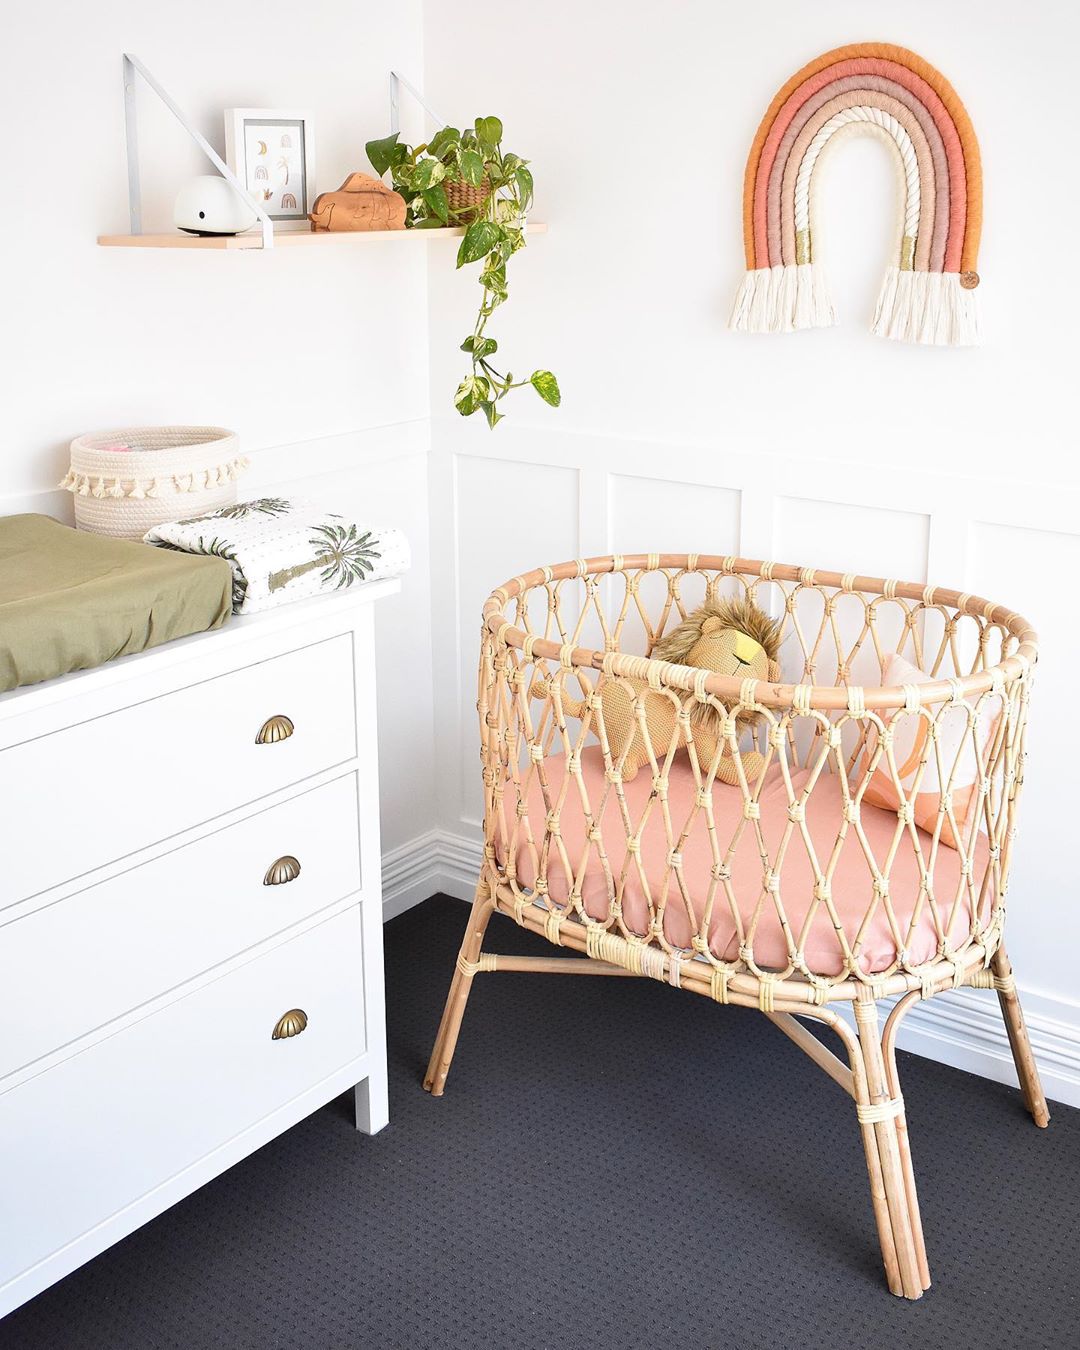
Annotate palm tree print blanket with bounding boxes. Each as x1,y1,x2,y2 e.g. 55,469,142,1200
144,498,410,614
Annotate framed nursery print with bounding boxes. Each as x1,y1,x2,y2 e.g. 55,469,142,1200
224,108,315,225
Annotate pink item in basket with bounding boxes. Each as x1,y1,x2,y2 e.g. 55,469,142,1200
502,745,989,977
99,443,134,452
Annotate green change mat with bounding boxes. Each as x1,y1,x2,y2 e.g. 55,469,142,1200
0,514,232,693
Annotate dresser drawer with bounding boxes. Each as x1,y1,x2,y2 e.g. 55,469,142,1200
0,633,356,907
0,907,366,1288
0,774,362,1080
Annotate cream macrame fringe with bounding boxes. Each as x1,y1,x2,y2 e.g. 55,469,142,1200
728,264,836,334
871,269,979,346
58,456,251,499
731,265,979,346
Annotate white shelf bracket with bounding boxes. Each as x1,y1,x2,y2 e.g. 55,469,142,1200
388,72,448,138
121,53,274,249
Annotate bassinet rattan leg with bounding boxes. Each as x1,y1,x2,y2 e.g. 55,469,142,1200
423,880,495,1097
882,993,932,1291
991,946,1050,1127
853,996,927,1300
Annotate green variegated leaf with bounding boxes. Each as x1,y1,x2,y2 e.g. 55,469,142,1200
461,336,498,357
411,158,446,190
530,370,561,406
454,374,491,415
427,127,461,159
514,165,534,206
459,149,486,187
456,219,501,267
480,262,506,287
474,116,503,147
422,184,449,223
365,133,402,177
481,281,507,306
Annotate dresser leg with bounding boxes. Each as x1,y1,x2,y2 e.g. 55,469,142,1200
354,1071,389,1135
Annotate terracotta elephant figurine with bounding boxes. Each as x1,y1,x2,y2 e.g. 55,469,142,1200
309,173,407,232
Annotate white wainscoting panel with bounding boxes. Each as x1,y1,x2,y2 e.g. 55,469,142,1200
454,454,579,616
608,473,741,558
967,520,1080,1008
773,495,930,691
774,495,930,582
453,453,579,819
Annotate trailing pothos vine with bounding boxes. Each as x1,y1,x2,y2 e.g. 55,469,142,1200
366,117,559,429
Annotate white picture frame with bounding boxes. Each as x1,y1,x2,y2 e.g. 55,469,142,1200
224,108,315,227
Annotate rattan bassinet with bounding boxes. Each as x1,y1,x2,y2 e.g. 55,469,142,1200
424,554,1049,1301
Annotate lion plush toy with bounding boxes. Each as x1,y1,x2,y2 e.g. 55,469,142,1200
538,596,782,784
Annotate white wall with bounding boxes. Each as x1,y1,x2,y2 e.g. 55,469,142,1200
421,0,1080,1103
2,0,437,892
4,0,1079,1102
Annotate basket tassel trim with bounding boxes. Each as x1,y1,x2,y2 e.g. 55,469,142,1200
58,457,250,498
729,42,982,346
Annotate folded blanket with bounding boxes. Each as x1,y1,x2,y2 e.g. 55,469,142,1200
144,496,410,615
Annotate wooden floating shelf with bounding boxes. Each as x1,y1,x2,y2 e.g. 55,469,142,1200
97,223,548,250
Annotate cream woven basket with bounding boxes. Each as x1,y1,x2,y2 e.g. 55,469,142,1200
61,426,249,539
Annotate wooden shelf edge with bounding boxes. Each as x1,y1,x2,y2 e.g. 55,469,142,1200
97,223,548,250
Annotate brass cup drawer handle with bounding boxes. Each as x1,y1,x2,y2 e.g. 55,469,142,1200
263,855,301,886
272,1008,308,1040
255,714,294,745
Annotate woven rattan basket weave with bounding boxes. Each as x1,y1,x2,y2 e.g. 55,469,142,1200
61,426,249,539
445,176,490,221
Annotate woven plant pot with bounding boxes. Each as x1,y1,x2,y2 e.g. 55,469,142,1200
61,427,249,540
445,176,490,222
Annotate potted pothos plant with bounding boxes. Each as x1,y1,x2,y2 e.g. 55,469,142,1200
365,118,560,429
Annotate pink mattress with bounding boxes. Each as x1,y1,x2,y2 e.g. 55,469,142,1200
500,746,989,977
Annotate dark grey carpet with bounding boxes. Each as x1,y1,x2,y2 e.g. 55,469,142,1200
3,895,1078,1350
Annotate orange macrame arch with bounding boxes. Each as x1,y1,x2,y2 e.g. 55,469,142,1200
740,42,982,275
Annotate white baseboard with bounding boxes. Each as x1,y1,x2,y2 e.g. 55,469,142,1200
876,984,1080,1111
431,827,484,901
380,827,482,920
381,826,1080,1110
380,830,445,921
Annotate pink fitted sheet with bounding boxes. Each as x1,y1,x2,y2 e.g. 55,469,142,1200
500,747,989,977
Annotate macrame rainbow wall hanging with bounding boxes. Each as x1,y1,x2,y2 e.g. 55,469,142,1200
729,42,982,346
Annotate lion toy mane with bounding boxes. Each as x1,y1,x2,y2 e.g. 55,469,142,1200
538,596,782,785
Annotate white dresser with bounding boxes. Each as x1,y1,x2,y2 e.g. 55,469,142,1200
0,582,397,1318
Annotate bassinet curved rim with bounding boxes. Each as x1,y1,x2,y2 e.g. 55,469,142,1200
482,553,1038,711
